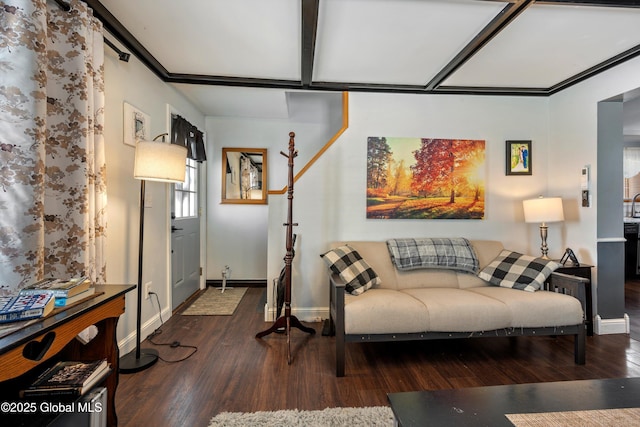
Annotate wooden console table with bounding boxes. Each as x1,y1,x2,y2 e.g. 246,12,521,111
0,284,134,427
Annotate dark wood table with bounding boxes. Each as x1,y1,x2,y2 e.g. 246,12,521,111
388,377,640,427
0,285,135,427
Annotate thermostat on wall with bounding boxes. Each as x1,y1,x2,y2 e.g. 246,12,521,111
581,165,590,207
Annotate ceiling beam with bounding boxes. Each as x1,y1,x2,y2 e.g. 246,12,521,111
83,0,640,98
425,0,534,91
166,73,303,90
537,0,640,7
83,0,169,81
301,0,320,88
303,81,549,97
434,85,549,96
549,42,640,94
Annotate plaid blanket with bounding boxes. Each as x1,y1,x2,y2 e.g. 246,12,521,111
386,238,479,274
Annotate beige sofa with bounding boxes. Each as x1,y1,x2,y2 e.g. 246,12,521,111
326,240,588,377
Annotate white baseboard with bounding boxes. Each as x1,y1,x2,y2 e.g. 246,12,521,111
118,308,172,354
263,305,328,323
594,314,630,335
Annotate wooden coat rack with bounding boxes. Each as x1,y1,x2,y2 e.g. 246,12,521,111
256,132,315,364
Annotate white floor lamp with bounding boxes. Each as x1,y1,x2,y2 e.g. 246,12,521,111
120,137,187,374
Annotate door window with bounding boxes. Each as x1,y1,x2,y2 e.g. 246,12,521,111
174,158,198,218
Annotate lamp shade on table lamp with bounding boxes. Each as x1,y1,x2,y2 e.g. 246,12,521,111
523,197,564,224
523,197,564,259
120,140,187,374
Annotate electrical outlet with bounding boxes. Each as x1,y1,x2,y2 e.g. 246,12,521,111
144,281,152,300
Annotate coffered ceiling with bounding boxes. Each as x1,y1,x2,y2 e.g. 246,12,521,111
84,0,640,115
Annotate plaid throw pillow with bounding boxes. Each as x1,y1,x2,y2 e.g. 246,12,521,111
387,237,479,273
320,245,381,295
478,250,559,292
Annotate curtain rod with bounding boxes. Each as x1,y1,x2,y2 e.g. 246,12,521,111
49,1,130,62
53,0,70,11
104,38,131,62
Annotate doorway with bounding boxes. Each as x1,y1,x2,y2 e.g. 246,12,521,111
623,91,640,340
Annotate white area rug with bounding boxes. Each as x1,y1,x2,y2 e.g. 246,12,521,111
209,406,395,426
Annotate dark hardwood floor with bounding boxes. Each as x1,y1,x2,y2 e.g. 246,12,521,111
116,286,640,427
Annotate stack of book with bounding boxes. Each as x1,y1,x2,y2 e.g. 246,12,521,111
0,293,55,324
20,359,111,398
20,276,94,308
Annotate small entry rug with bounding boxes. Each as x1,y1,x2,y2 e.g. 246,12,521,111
506,408,640,426
209,406,394,427
182,287,247,316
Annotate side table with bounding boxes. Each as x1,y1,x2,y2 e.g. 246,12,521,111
555,263,593,336
0,284,134,427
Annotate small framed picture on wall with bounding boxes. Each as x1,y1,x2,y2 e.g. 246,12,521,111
506,140,532,175
123,102,150,147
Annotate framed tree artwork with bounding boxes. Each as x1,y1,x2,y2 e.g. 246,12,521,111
506,140,532,175
366,137,485,219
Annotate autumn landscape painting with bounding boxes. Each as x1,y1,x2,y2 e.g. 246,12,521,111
367,137,485,219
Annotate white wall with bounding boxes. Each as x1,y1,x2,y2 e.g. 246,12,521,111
547,54,640,326
548,55,640,263
103,34,640,336
267,55,640,323
205,115,340,280
267,93,553,321
103,42,204,353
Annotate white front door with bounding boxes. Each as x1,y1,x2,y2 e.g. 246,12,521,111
171,158,200,310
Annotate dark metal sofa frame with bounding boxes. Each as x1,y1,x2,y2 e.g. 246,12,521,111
328,272,588,377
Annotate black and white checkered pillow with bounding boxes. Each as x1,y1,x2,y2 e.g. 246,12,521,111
478,250,559,292
320,245,381,295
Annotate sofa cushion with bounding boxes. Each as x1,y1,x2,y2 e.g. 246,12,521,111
387,237,479,273
456,272,492,289
394,268,460,291
478,250,559,292
344,289,430,334
331,240,504,291
402,288,511,331
468,287,583,327
321,245,381,295
468,240,505,270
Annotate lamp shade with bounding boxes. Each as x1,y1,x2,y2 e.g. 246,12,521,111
134,140,187,183
523,197,564,223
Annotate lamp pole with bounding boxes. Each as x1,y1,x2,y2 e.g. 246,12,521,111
119,178,159,373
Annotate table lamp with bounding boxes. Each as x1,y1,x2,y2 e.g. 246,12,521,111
120,137,187,373
523,196,564,259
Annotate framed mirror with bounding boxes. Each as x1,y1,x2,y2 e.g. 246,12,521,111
221,148,267,204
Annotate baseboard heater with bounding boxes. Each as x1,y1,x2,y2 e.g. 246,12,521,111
206,279,267,288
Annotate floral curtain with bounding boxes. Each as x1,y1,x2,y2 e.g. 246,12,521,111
0,0,106,294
